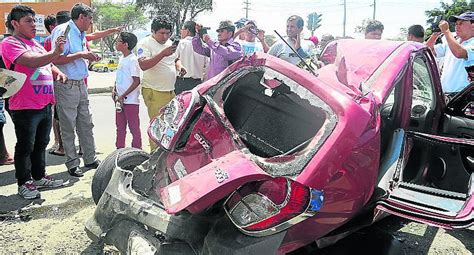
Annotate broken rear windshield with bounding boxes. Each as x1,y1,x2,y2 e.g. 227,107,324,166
205,66,337,177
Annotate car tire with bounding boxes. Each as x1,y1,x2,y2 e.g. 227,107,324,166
104,67,109,72
91,147,150,204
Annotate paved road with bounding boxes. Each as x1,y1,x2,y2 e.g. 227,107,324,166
3,71,150,155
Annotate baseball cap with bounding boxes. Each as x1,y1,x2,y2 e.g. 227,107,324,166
245,20,256,26
216,20,235,32
448,11,474,22
234,18,248,28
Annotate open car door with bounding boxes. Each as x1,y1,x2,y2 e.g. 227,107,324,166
442,84,474,138
377,130,473,229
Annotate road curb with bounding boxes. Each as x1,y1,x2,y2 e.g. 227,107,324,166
88,86,113,94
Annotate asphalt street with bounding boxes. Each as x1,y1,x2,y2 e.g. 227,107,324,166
3,71,150,155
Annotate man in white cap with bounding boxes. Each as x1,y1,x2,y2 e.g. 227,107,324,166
427,11,474,94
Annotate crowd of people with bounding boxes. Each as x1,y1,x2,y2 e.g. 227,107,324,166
0,2,472,200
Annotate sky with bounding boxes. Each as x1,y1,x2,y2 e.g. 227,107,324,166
192,0,455,40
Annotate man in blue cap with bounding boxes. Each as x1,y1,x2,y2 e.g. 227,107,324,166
427,11,474,94
234,18,248,41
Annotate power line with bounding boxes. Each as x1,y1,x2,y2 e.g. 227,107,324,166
243,0,251,19
343,0,347,36
372,0,376,20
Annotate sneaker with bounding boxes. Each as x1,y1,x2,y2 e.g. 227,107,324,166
32,175,64,189
18,181,40,200
68,166,84,177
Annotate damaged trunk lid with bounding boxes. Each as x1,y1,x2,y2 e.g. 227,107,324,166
149,56,338,213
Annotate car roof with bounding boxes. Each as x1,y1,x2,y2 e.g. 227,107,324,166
318,39,426,96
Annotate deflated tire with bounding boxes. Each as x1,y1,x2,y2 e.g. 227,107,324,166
91,147,150,204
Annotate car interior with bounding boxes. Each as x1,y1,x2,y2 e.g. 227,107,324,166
379,54,473,207
401,133,473,195
442,86,474,139
222,71,327,158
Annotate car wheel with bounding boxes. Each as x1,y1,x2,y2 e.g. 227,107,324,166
91,147,150,204
104,67,109,72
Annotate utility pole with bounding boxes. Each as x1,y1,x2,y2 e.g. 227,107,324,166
343,0,346,37
372,0,376,20
243,0,250,19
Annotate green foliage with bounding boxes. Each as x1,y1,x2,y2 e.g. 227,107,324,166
354,18,371,34
387,27,408,41
93,2,148,52
136,0,213,34
425,0,473,35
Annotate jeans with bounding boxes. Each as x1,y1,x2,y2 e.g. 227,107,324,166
116,104,141,149
10,104,52,186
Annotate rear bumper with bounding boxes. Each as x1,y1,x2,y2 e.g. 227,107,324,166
85,163,286,254
85,164,180,241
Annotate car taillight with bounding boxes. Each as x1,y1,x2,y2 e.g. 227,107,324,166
224,177,324,237
148,91,199,150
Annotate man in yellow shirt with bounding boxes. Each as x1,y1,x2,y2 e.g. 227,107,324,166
137,16,185,150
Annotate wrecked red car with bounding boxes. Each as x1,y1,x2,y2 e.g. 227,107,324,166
85,39,474,254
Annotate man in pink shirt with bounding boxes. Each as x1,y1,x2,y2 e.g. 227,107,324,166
2,5,67,199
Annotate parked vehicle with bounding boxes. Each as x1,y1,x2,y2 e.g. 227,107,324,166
85,39,474,254
91,59,118,72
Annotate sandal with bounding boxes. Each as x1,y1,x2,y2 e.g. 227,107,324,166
50,143,59,151
49,150,65,156
0,158,14,165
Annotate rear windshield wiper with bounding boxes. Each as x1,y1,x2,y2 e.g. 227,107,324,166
274,30,317,76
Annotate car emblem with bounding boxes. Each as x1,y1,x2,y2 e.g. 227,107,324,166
194,133,211,153
215,168,229,183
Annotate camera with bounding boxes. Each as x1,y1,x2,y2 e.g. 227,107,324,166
466,65,474,82
431,15,443,32
248,25,258,35
199,27,210,39
172,38,180,46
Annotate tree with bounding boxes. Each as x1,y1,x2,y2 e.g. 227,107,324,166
93,2,148,52
307,12,322,36
425,0,473,35
136,0,213,35
354,18,371,34
387,27,408,41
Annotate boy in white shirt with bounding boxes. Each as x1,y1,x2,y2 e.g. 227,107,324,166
113,32,142,149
